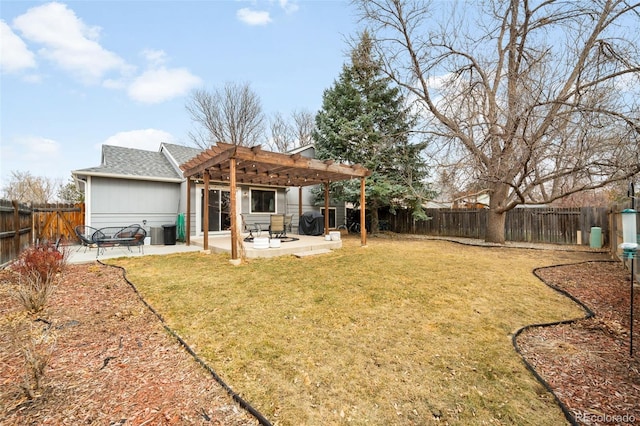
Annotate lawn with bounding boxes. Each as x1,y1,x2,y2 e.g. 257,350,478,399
110,236,603,425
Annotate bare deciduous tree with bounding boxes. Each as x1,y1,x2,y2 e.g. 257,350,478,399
2,171,58,204
186,82,265,149
267,112,295,152
266,109,316,153
356,0,640,243
291,109,316,147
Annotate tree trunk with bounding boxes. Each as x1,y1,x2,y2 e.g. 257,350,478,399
370,207,379,235
485,208,506,244
485,183,508,244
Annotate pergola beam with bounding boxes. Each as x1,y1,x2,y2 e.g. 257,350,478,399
180,143,371,260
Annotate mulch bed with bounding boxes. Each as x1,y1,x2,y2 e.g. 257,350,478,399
0,263,258,425
517,261,640,425
1,258,639,425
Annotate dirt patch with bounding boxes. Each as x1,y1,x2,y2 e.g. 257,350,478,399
0,263,258,425
517,261,640,425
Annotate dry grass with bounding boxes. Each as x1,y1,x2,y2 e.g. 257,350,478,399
110,236,606,425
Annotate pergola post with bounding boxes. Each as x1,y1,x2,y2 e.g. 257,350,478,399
298,186,303,219
230,158,238,261
324,182,330,235
360,177,367,246
203,171,209,250
185,178,191,245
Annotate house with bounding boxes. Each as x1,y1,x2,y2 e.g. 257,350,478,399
72,142,351,240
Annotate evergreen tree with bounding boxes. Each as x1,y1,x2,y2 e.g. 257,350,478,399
313,31,432,232
58,177,84,203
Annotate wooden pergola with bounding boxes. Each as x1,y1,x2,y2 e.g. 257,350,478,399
180,142,371,261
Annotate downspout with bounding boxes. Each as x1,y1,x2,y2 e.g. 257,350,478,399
74,176,90,227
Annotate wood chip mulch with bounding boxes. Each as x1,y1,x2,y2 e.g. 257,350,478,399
0,263,259,426
517,261,640,425
2,259,639,425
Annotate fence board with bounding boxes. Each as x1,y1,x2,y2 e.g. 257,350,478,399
0,201,86,266
0,199,32,266
381,207,609,246
32,203,84,243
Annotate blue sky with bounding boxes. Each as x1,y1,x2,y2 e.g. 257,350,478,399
0,0,360,189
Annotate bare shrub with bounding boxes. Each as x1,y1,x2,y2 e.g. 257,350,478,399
8,242,67,314
8,316,57,400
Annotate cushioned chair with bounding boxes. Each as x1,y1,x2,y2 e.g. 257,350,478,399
115,224,146,253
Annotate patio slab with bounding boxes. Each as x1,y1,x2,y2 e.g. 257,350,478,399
65,233,342,264
190,233,341,258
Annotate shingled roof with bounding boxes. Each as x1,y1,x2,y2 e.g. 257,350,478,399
73,143,201,182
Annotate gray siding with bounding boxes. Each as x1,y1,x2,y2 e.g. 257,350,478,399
89,177,181,229
284,185,346,230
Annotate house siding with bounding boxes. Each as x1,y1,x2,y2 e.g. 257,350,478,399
89,177,181,229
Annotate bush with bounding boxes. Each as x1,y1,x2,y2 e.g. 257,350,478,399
8,315,57,400
9,242,67,314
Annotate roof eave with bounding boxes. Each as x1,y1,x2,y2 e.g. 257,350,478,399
72,170,183,183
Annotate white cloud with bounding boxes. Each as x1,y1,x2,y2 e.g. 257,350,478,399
279,0,299,14
18,135,61,159
12,2,130,83
237,8,272,26
141,48,168,67
0,20,36,73
127,67,202,104
103,129,175,151
0,136,67,187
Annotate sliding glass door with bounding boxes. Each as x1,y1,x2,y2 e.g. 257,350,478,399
200,189,231,232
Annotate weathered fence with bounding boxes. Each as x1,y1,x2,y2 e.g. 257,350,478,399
382,207,609,246
0,200,32,267
0,201,85,267
32,203,84,243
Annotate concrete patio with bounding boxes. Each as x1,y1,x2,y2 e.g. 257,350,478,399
66,232,342,264
190,232,342,259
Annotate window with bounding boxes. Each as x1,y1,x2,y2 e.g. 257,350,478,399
321,207,336,229
251,189,276,213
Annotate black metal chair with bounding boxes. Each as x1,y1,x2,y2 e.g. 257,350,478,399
74,225,99,252
115,224,146,253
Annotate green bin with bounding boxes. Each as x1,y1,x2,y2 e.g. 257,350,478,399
589,226,602,248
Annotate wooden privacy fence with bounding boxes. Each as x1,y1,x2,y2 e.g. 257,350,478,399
0,200,85,267
32,203,84,243
382,207,609,246
0,200,32,267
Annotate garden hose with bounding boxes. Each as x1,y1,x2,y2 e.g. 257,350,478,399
98,260,272,426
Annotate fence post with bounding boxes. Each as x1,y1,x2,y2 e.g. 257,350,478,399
12,200,20,255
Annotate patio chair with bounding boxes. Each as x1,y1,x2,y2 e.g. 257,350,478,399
284,215,293,234
241,214,261,241
269,214,286,239
115,224,146,253
75,225,99,252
